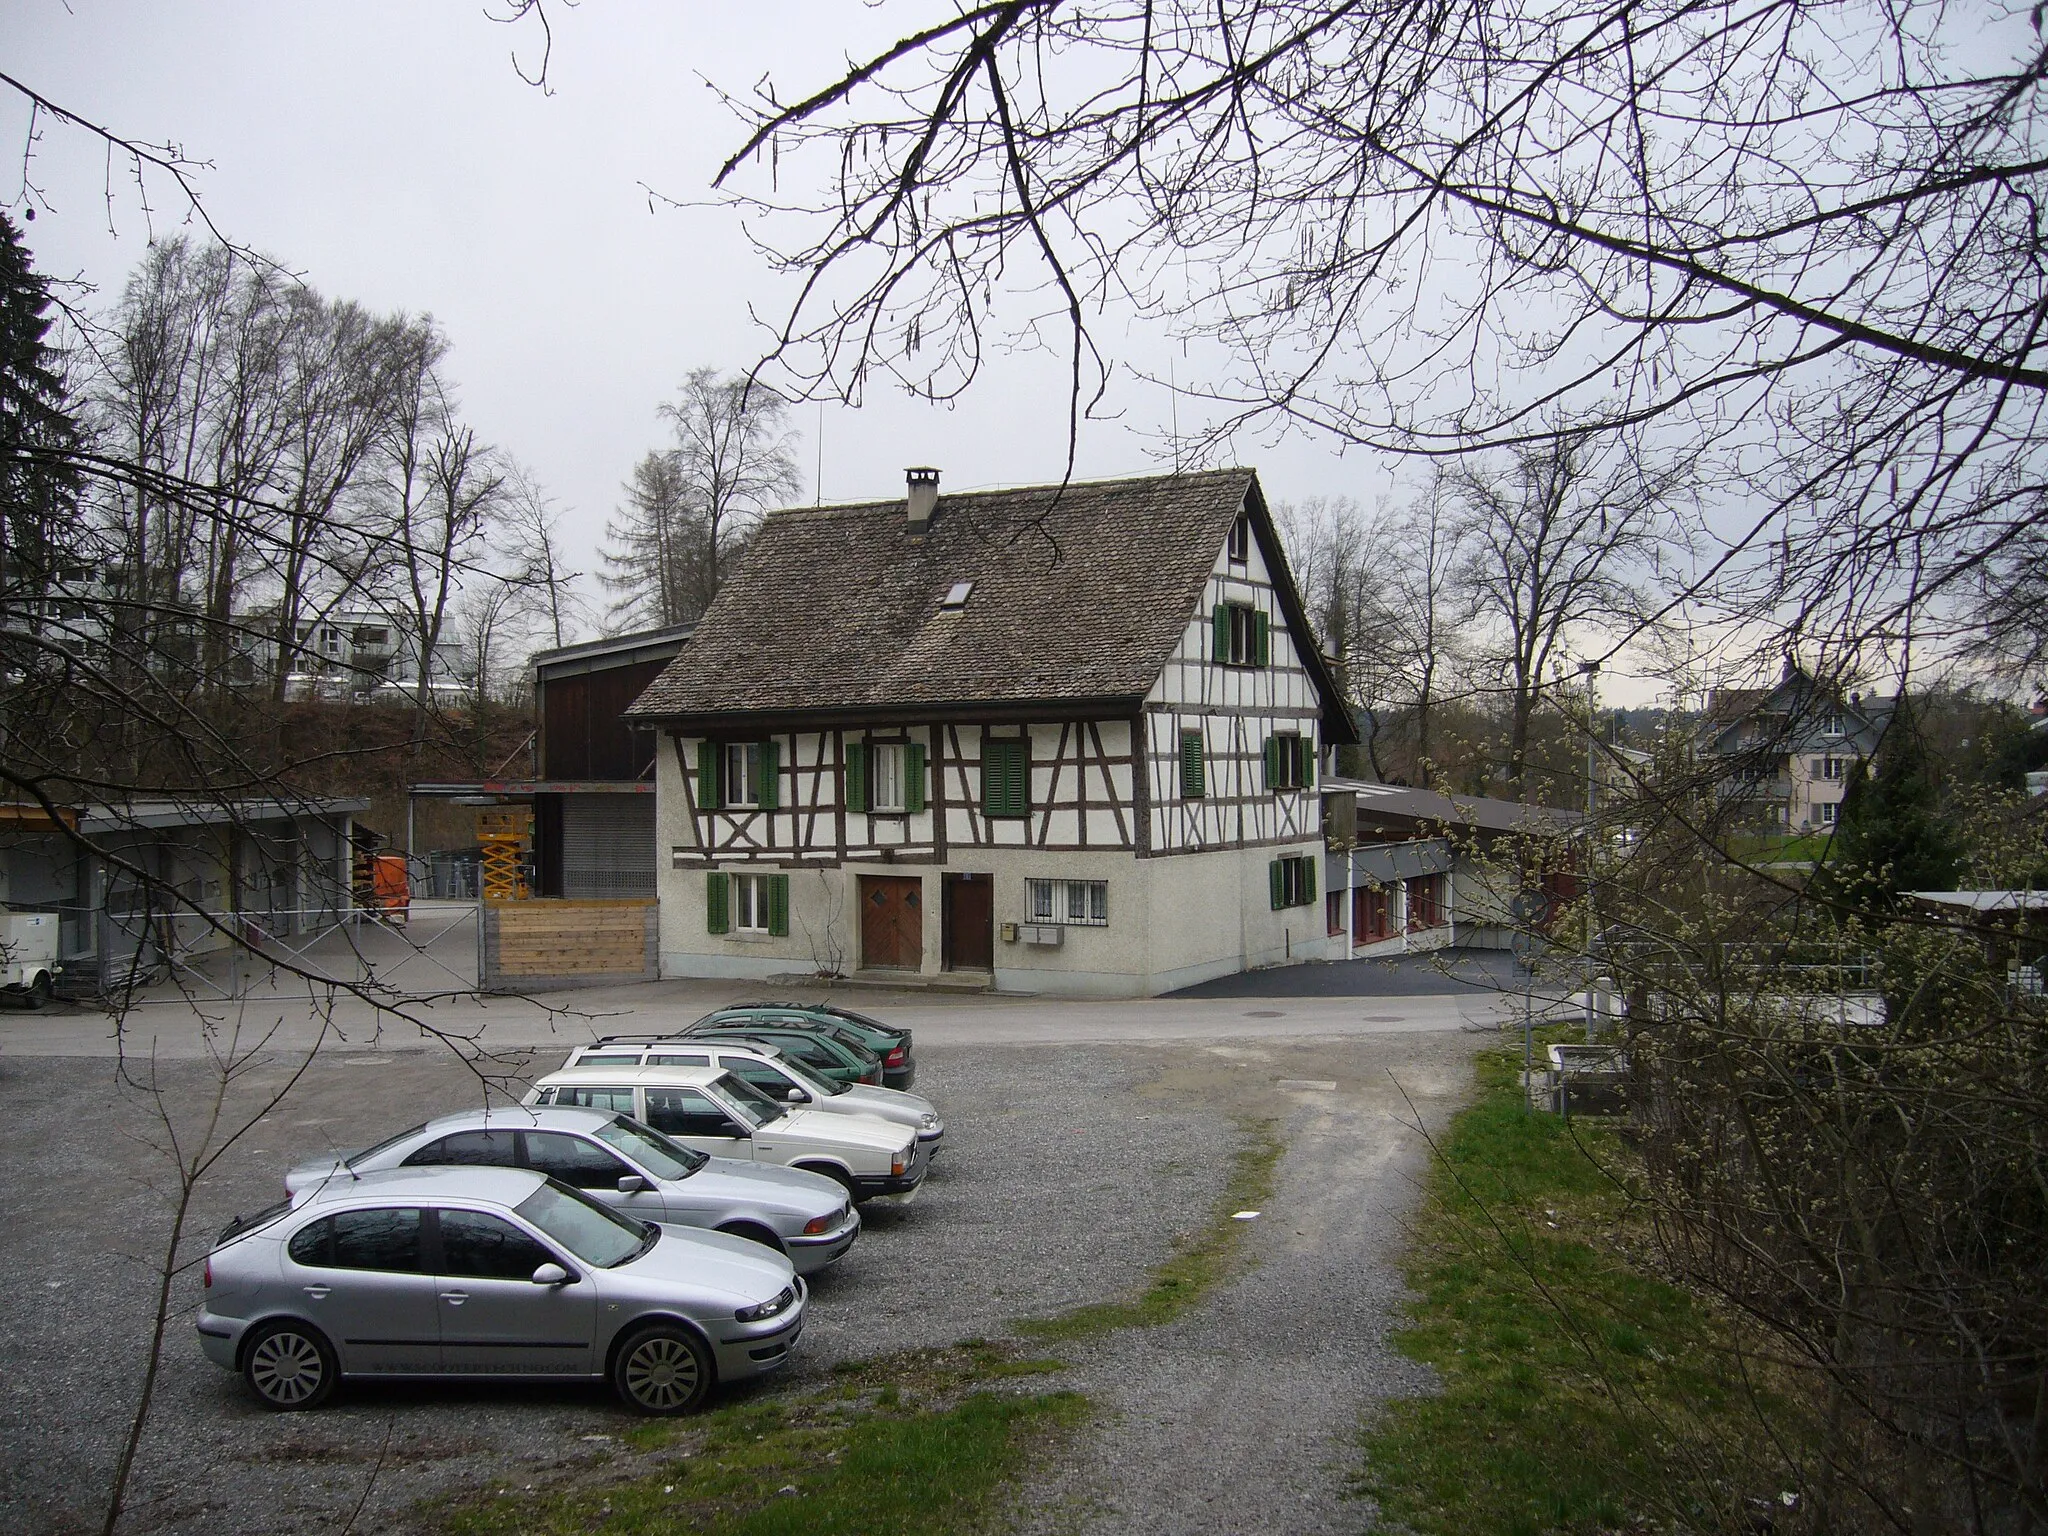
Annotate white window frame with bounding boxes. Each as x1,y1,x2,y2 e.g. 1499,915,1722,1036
724,742,763,808
1820,712,1845,737
871,742,907,813
1026,878,1109,927
1821,756,1846,781
1226,515,1249,563
731,871,773,932
1817,802,1839,826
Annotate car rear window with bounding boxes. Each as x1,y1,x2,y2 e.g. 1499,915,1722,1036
344,1122,429,1169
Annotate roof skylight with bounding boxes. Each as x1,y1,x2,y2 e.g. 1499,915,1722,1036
940,580,974,608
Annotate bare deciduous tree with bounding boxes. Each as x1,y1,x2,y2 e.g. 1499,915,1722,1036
1448,428,1683,793
601,368,802,628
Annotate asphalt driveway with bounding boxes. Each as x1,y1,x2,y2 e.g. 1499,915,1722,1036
0,1010,1484,1535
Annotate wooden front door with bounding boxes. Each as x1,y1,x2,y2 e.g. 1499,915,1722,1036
859,875,923,970
942,873,994,972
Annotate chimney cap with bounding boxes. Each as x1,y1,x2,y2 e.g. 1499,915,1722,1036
906,466,940,482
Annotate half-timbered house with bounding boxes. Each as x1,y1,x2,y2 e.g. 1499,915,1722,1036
625,467,1359,997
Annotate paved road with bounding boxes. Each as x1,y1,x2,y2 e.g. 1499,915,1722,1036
0,974,1514,1063
1171,947,1531,997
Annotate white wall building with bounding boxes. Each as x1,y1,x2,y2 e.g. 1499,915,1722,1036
626,468,1359,997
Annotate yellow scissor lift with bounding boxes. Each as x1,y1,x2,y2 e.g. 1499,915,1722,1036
476,808,532,902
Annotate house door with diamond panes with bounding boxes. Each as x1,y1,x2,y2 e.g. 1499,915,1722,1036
859,875,923,970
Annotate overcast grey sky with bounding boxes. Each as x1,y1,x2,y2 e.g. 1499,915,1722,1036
11,0,1680,700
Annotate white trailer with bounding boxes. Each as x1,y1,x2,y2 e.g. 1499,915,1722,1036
0,911,61,1007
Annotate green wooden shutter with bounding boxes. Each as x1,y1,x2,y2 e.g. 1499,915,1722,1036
1269,859,1285,910
1299,736,1316,788
1254,610,1271,666
768,874,789,936
845,742,867,813
706,872,730,934
697,740,722,810
1180,730,1205,799
756,739,780,809
1212,604,1230,662
981,739,1004,816
984,738,1028,817
1264,736,1280,790
1302,856,1316,904
905,742,927,813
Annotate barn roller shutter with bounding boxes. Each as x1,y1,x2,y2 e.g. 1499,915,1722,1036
905,743,927,814
562,794,656,898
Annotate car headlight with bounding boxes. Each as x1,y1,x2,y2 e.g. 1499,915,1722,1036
801,1208,846,1235
891,1146,910,1176
735,1285,797,1323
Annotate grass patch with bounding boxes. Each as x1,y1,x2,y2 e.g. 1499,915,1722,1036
1018,1115,1283,1342
440,1341,1083,1536
1358,1046,1793,1536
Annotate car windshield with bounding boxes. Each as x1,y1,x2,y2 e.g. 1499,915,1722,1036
713,1071,787,1126
595,1116,708,1178
779,1055,847,1096
345,1123,429,1170
514,1180,654,1267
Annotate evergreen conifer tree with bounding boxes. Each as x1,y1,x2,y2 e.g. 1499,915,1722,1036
0,211,82,592
1824,693,1959,916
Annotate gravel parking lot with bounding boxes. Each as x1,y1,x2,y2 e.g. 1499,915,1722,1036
0,1036,1254,1536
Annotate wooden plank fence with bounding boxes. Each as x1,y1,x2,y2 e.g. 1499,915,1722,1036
480,898,658,992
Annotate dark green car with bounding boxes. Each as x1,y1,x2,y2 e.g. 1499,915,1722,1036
688,1003,916,1090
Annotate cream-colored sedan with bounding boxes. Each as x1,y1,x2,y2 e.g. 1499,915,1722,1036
526,1064,929,1204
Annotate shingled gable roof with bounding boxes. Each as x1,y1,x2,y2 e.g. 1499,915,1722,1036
627,467,1357,740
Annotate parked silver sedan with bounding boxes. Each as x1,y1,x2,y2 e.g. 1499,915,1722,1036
285,1107,860,1274
198,1165,805,1414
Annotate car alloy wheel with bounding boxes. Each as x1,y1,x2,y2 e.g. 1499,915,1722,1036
614,1325,711,1415
244,1322,335,1410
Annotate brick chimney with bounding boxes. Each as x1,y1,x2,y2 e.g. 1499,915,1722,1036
906,467,940,529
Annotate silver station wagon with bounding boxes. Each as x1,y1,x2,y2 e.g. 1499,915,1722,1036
286,1107,860,1275
198,1166,805,1414
562,1038,945,1151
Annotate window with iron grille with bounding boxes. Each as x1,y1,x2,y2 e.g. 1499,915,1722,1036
1026,878,1108,926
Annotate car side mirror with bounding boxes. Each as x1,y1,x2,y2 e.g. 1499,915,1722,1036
617,1174,649,1194
531,1263,572,1286
785,1088,804,1103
